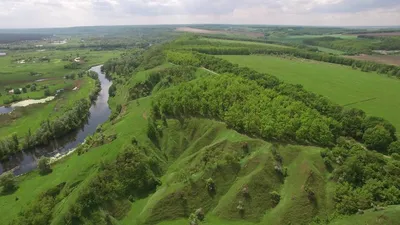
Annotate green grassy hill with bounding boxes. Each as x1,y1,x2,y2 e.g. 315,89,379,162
1,37,400,225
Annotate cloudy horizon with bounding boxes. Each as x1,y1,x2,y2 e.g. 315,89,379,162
0,0,399,29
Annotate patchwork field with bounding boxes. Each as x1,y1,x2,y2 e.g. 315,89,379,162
219,55,400,131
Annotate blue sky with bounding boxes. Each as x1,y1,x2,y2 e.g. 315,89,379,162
0,0,399,28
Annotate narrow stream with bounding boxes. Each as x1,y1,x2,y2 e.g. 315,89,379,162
0,65,112,176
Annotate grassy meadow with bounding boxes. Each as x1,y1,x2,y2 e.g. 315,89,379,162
0,76,95,138
0,49,122,143
200,38,292,49
0,50,120,83
220,55,400,131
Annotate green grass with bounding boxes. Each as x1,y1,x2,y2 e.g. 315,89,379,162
0,50,120,84
201,38,291,49
329,205,400,225
219,55,400,132
2,60,399,225
0,91,152,224
0,76,94,138
0,48,122,143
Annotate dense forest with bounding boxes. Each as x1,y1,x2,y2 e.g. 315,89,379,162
0,33,50,44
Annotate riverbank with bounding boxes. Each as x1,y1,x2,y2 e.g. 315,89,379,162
0,65,112,176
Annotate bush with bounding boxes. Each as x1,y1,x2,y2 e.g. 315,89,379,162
270,191,281,206
30,85,37,92
38,157,52,175
44,88,51,96
0,172,17,194
362,125,393,152
109,84,117,97
388,141,400,155
392,153,400,160
206,178,215,193
13,88,21,94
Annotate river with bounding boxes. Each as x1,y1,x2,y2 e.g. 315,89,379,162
0,65,112,176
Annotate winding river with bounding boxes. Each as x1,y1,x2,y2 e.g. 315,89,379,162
0,65,112,176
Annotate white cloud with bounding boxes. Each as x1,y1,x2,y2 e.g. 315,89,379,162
0,0,399,28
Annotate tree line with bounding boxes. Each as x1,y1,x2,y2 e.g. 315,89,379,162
0,99,91,160
322,138,400,215
166,51,398,153
152,75,339,146
128,66,197,100
182,46,400,78
303,36,400,53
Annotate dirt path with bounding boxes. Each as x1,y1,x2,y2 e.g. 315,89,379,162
74,79,83,89
142,111,148,120
202,67,219,75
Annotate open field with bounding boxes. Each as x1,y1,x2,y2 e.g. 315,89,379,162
176,27,264,38
0,49,120,104
345,54,400,66
0,49,120,85
219,55,400,131
0,76,94,137
200,38,291,48
0,48,121,147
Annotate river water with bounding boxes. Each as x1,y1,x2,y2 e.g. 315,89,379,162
0,65,112,176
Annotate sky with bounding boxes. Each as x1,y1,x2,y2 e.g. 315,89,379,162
0,0,399,28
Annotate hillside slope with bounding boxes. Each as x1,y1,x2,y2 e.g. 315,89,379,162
2,38,400,225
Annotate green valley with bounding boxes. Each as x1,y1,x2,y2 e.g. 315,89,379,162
1,25,400,225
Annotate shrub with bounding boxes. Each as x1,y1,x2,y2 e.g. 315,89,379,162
237,200,245,212
189,213,199,225
270,191,281,206
194,208,204,221
13,88,21,94
38,157,52,175
362,125,393,152
44,88,51,96
0,172,17,193
388,141,400,155
206,178,215,193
